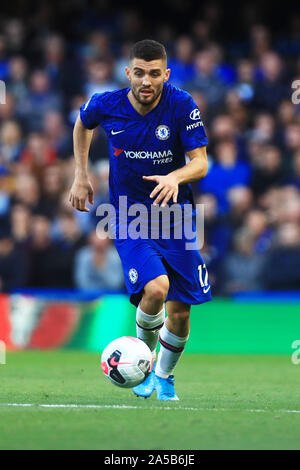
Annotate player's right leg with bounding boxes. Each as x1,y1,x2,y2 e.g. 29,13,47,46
137,274,169,353
133,275,169,398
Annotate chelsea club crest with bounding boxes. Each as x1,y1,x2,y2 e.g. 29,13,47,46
155,125,170,141
129,268,138,284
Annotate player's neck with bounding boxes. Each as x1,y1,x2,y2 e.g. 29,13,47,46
127,89,162,116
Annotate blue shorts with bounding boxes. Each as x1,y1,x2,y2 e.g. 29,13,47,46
113,235,212,307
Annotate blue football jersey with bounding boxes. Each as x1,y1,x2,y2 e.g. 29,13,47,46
80,83,208,212
80,83,212,306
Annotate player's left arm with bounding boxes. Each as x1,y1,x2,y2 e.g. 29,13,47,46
143,145,208,207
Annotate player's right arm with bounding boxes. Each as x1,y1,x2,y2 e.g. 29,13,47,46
69,115,94,212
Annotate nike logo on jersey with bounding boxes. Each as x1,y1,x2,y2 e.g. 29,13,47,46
83,97,92,111
203,286,211,294
111,129,125,135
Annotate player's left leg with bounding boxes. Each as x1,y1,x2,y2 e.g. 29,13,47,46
154,300,190,401
132,275,169,398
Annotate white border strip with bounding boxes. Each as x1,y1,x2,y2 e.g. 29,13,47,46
1,403,300,414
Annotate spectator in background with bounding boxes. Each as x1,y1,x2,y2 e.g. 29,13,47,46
53,210,86,250
235,59,255,104
7,56,28,104
17,69,62,131
74,230,124,291
225,91,249,134
52,210,87,280
82,31,112,61
252,112,277,144
114,41,133,87
4,19,26,56
20,132,57,170
227,185,254,229
284,122,300,158
250,145,283,196
284,149,300,189
210,114,236,143
220,227,266,294
253,52,289,112
42,111,73,159
0,225,28,291
37,164,65,219
250,24,271,60
27,214,74,288
43,34,66,90
168,36,196,87
0,120,23,164
199,139,251,213
196,192,232,260
12,172,40,211
84,58,118,97
209,43,237,86
10,202,31,245
276,186,300,225
277,100,296,128
244,209,274,254
263,223,300,291
43,34,84,99
185,48,225,111
210,111,249,159
191,19,211,49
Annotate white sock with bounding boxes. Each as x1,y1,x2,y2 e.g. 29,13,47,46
155,323,189,378
136,304,165,359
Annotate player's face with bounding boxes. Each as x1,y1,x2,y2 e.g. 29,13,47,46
126,58,170,107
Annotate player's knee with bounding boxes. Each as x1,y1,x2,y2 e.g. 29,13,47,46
144,276,169,304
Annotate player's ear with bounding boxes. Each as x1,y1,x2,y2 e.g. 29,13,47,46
125,67,131,81
164,68,171,83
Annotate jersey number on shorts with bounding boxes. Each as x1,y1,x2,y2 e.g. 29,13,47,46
198,264,210,293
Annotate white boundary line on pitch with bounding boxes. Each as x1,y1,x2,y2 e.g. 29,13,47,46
1,403,300,414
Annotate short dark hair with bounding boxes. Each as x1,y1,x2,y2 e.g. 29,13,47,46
130,39,167,63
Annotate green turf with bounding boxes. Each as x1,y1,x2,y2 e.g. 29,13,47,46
1,350,300,449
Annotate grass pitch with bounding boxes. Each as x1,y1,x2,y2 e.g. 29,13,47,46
1,350,300,450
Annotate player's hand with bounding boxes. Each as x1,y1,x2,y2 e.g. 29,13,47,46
69,176,94,212
143,173,179,207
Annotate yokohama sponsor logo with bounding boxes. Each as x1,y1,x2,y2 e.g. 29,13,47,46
124,150,173,159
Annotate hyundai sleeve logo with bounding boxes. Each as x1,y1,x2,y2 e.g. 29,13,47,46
189,108,201,121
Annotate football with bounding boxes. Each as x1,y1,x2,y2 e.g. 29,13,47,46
101,336,153,388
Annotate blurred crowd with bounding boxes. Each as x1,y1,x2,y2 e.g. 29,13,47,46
0,2,300,295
